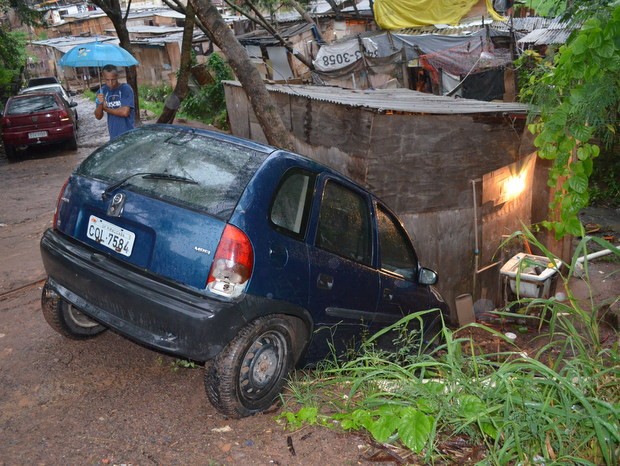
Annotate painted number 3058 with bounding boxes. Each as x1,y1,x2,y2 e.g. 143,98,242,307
321,51,363,67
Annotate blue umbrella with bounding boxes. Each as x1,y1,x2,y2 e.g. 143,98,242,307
58,40,139,68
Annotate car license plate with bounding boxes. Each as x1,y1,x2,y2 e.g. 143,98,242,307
28,131,48,139
87,215,135,257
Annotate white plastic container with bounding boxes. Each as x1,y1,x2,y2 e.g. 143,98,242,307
500,253,562,299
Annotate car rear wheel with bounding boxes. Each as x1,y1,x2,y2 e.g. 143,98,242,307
67,132,78,151
41,283,106,339
204,315,295,418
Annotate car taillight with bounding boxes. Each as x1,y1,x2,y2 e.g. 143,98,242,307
52,178,70,229
59,110,70,122
206,224,254,298
1,117,10,128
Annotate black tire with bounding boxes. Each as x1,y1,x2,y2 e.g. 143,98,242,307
4,143,16,160
41,284,106,340
422,313,447,350
67,132,78,151
204,315,295,418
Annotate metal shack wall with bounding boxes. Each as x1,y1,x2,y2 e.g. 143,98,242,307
224,84,534,320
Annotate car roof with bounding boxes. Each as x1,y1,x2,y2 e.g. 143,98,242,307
20,84,66,93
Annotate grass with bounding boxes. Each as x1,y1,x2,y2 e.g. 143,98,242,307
280,230,620,465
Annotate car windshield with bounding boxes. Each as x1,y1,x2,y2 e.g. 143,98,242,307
77,126,271,219
7,95,59,115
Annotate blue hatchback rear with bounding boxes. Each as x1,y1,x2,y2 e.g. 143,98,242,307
40,124,449,418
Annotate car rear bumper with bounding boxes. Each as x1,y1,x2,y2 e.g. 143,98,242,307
2,123,74,146
40,228,252,361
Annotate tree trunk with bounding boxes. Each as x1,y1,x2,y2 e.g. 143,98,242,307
223,0,315,70
157,3,195,124
286,0,324,42
325,0,342,18
189,0,293,150
241,0,315,70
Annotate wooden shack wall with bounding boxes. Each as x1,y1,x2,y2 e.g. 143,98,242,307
132,43,180,86
52,16,112,38
289,29,315,79
365,114,524,212
224,84,535,320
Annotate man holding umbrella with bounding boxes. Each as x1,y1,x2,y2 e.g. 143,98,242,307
94,64,135,140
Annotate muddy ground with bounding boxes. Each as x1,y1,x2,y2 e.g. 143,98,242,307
1,96,618,465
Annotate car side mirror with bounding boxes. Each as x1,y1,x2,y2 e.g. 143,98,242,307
418,267,438,285
69,101,78,107
69,90,77,96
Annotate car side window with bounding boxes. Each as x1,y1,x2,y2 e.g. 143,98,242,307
377,205,417,280
270,169,314,238
316,181,372,265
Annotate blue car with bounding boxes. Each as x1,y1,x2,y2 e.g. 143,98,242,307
40,125,449,417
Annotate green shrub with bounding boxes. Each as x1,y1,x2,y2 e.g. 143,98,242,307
139,83,172,103
281,230,620,464
179,53,233,129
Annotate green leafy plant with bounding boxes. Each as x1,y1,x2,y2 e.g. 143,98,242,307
281,230,619,464
0,29,27,99
170,359,199,371
180,53,233,128
139,83,173,103
522,5,620,238
136,84,172,118
588,145,620,208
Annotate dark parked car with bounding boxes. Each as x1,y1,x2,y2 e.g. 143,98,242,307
40,125,449,417
1,93,78,160
19,83,79,123
27,76,60,87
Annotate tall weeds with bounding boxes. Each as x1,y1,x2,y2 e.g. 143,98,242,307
281,232,619,464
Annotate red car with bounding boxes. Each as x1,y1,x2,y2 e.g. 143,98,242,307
1,92,78,160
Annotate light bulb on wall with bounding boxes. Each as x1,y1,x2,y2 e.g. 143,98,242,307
503,173,526,201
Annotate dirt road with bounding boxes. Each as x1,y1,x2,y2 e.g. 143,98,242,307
0,98,364,466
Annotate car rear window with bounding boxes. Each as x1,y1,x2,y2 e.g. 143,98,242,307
7,95,59,115
76,126,271,219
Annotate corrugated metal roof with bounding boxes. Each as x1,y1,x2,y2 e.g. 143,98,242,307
493,16,552,32
274,0,371,22
133,30,206,46
342,0,371,12
31,36,118,53
116,25,183,35
152,10,185,19
275,0,337,22
237,23,315,46
518,28,572,45
224,81,529,115
516,16,576,45
63,7,181,21
396,16,566,36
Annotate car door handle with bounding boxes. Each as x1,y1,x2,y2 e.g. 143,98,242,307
383,288,393,301
317,273,334,290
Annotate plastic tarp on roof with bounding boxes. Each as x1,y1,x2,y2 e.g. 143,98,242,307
374,0,504,30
